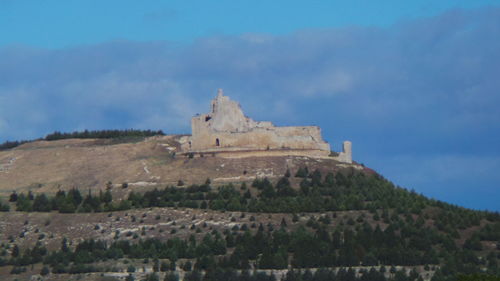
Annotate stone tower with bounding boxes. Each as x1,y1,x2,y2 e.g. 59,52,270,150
337,141,352,164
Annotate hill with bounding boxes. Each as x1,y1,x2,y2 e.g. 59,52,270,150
0,136,356,197
0,136,499,281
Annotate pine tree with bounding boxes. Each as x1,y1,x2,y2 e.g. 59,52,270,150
295,167,309,178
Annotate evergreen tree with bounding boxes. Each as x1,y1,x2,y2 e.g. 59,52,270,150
143,273,159,281
33,194,51,212
11,244,19,258
9,191,17,202
285,169,291,178
295,167,309,178
311,169,322,186
184,270,202,281
164,272,179,281
40,266,50,276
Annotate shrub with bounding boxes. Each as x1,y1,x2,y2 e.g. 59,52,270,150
295,167,309,178
41,266,50,276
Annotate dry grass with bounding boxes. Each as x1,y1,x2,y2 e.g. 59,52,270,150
0,135,356,198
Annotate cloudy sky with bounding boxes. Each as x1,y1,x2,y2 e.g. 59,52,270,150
1,0,499,211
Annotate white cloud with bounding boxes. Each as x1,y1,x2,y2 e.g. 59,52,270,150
300,70,354,97
0,7,499,210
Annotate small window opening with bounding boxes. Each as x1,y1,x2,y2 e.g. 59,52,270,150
205,116,212,122
215,138,220,146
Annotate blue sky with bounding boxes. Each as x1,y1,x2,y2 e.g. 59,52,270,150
1,0,498,48
1,1,500,211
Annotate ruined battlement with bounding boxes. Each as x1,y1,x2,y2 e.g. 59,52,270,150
182,89,352,163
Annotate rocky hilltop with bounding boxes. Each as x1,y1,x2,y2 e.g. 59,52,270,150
0,90,357,197
0,92,498,281
0,135,361,198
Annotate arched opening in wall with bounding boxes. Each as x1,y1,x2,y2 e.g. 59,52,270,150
215,138,220,147
189,141,192,149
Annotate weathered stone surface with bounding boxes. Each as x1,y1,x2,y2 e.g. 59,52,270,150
184,89,352,163
337,141,352,163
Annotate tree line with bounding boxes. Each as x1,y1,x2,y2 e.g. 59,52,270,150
0,129,165,151
4,221,499,280
9,189,114,213
3,168,500,280
44,129,164,141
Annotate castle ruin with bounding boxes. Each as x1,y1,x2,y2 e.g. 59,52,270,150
182,89,352,163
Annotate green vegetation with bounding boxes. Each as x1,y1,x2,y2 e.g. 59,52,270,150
11,189,116,213
5,217,499,279
0,199,9,211
2,167,500,280
44,129,164,141
457,274,500,281
10,169,498,228
0,140,33,150
0,129,165,150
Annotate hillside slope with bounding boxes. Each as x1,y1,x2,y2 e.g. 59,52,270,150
0,136,359,197
0,136,499,281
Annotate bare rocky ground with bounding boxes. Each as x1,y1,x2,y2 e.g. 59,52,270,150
0,207,374,251
0,136,361,198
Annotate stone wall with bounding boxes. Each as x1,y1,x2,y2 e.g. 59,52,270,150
336,141,352,163
184,89,352,163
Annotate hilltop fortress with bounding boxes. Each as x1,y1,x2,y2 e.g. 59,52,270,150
182,89,352,163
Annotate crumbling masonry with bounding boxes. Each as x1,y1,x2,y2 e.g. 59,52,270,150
182,89,352,163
